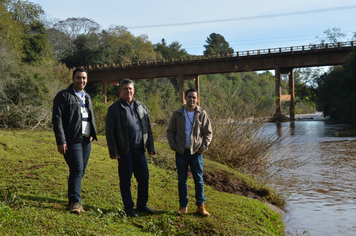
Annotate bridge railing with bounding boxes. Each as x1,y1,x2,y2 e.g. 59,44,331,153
85,41,355,71
234,41,354,57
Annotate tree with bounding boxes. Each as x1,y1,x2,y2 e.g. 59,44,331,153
316,27,346,46
293,68,322,109
1,0,53,64
203,33,234,56
23,21,54,65
48,17,101,60
4,0,44,31
316,50,356,123
154,38,189,59
0,1,25,58
99,25,157,65
61,33,102,68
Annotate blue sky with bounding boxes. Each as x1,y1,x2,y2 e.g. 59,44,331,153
31,0,356,55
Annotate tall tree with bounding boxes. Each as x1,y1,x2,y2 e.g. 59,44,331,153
2,0,53,64
48,17,101,60
316,50,356,123
316,27,346,46
4,0,44,30
99,25,157,65
23,21,54,65
154,38,189,59
0,2,24,57
203,33,234,56
61,32,102,68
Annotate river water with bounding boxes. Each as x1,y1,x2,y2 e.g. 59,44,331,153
266,118,356,235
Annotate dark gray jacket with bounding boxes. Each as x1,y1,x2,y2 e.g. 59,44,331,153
52,83,97,145
105,98,155,157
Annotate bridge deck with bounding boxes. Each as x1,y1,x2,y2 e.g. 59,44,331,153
86,41,355,84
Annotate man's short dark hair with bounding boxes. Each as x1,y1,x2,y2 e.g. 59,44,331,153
72,67,88,78
185,88,199,98
120,78,134,88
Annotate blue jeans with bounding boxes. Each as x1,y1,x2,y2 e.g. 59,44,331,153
176,149,206,207
118,149,149,211
64,137,91,204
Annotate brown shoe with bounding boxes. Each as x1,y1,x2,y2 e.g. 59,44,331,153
177,206,188,215
196,204,210,217
80,204,86,213
69,202,81,215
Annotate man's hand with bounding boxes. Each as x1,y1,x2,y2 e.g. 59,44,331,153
90,136,93,141
57,144,67,155
148,152,154,155
197,149,203,154
110,155,120,159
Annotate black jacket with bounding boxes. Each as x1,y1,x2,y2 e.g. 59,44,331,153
105,98,155,157
52,83,97,145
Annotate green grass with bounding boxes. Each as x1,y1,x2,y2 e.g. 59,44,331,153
0,129,284,235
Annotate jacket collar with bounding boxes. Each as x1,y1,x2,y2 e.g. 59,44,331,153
68,83,87,96
119,97,137,106
178,105,201,114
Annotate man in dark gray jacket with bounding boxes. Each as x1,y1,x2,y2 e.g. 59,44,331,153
52,67,97,215
106,78,155,217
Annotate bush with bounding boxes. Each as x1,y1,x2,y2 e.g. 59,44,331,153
0,105,51,129
91,95,109,135
206,118,280,176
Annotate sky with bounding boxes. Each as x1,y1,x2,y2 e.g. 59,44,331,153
30,0,356,56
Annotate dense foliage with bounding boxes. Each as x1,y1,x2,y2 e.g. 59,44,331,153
203,33,234,56
317,50,356,123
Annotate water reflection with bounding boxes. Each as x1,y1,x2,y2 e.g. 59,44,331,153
267,121,356,235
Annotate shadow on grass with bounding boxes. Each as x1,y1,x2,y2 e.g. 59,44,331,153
17,194,177,218
18,194,68,211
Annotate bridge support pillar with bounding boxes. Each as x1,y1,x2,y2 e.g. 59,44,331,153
288,69,295,120
195,75,200,106
275,67,281,115
275,67,295,120
179,74,185,104
102,80,107,103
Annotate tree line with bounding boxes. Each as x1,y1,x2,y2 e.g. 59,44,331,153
1,0,355,130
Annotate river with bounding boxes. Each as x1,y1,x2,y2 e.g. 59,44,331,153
266,117,356,235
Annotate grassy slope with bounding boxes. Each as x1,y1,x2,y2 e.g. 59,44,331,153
0,130,284,235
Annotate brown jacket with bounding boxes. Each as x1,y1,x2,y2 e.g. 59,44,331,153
167,105,212,155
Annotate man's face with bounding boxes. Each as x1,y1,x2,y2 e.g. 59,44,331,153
72,71,87,92
120,83,135,102
186,91,199,109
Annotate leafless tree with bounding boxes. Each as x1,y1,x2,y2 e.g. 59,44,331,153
47,17,101,58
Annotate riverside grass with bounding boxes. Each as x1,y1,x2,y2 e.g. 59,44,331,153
0,130,284,235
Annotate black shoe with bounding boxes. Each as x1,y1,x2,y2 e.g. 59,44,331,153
137,205,155,214
125,208,138,217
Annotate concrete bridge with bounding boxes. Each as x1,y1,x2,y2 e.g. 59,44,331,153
86,41,355,120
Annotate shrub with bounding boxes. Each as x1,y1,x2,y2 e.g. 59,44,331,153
0,105,51,129
91,95,109,135
206,118,280,176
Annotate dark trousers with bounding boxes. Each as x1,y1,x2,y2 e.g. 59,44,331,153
118,149,149,211
64,137,91,204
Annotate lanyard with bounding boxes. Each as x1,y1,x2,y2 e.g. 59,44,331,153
75,90,86,107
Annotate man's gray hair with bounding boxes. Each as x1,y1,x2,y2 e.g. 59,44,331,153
119,78,134,88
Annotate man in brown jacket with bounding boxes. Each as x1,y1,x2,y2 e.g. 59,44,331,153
167,88,213,216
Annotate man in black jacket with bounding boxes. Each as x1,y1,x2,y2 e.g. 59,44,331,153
106,78,155,217
52,67,97,215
